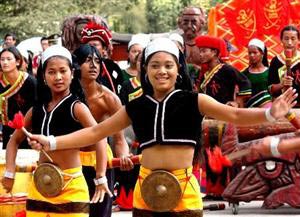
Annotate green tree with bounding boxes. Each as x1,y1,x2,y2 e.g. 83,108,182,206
0,0,141,41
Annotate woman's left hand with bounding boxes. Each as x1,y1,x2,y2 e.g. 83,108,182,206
91,182,113,203
270,87,297,119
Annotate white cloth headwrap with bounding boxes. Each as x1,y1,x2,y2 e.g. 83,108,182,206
169,33,184,47
248,38,265,52
42,45,72,66
145,37,179,62
128,33,150,50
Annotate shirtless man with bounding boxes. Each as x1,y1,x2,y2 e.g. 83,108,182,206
73,44,133,217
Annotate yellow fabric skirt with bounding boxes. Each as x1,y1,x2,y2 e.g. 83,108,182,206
133,166,203,212
26,167,89,217
80,144,113,167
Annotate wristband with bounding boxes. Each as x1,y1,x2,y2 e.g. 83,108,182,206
265,108,276,122
270,137,281,157
93,176,107,186
4,171,15,179
48,135,57,150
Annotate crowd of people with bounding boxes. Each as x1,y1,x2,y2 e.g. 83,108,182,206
0,5,300,217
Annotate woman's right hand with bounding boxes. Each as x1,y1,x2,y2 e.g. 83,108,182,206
27,134,50,151
1,177,14,193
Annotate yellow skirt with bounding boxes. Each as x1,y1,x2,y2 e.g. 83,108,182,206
26,167,89,217
133,166,203,212
80,144,113,167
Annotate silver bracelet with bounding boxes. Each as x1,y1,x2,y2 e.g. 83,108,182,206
48,135,57,150
265,108,276,122
270,137,281,157
93,176,108,186
4,171,15,179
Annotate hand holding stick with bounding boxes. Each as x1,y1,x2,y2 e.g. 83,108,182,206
284,48,293,77
8,111,53,163
107,155,141,169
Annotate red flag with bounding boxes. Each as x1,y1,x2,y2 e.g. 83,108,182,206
290,0,300,28
256,0,291,37
224,0,257,47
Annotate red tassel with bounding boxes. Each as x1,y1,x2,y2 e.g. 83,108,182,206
8,111,25,129
207,147,232,174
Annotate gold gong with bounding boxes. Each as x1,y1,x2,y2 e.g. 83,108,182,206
33,163,64,197
141,170,182,212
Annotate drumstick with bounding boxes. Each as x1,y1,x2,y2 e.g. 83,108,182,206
284,48,293,77
107,155,141,168
8,111,53,163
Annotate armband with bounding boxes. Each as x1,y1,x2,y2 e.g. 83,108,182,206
265,108,276,122
93,176,108,186
4,171,15,179
48,135,57,150
270,137,281,157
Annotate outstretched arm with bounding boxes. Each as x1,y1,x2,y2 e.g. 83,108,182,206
251,135,300,157
199,87,297,125
28,107,131,152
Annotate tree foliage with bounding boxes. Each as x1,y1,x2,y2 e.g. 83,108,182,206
0,0,227,41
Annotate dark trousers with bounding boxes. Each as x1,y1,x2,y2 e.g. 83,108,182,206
83,166,114,217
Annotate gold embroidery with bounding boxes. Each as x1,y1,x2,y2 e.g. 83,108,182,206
200,64,223,93
236,9,256,39
263,0,282,30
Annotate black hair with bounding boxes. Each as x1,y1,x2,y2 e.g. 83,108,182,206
36,55,85,106
0,46,23,70
4,33,16,41
40,36,48,42
280,25,300,40
140,49,192,96
72,44,103,81
262,46,269,67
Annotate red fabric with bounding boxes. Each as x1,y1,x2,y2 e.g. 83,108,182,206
115,186,133,210
206,147,232,174
255,0,291,37
223,0,257,47
81,22,112,47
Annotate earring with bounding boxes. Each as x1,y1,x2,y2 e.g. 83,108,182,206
44,79,47,85
176,74,183,85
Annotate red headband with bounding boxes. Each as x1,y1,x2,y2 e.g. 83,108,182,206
81,22,112,47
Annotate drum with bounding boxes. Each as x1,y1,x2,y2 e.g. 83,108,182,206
0,149,39,217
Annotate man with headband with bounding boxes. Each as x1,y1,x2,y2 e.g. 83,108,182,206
81,22,124,96
178,6,206,65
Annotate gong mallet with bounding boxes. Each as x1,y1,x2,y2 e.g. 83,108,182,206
8,111,53,163
107,155,141,168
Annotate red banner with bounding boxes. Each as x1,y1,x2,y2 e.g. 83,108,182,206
208,0,299,71
256,0,291,37
223,0,257,47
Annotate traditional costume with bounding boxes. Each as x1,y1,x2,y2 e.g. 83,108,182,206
195,35,251,104
243,38,271,108
126,89,204,216
268,51,300,107
242,67,271,107
0,71,36,149
81,25,120,217
195,35,251,197
28,93,89,217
